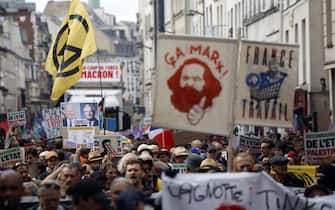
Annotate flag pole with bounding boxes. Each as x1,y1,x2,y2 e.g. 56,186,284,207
227,28,242,172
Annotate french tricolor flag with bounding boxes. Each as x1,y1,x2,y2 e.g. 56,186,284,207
148,128,175,150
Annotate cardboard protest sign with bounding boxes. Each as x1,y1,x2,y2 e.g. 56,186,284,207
154,34,238,135
63,127,95,148
239,135,261,154
304,131,335,164
94,134,125,157
7,111,26,127
0,147,25,168
288,165,317,187
235,41,298,128
42,108,62,139
61,103,99,127
163,172,335,210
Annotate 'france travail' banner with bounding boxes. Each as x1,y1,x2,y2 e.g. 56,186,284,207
154,34,238,135
304,131,335,164
163,172,335,210
234,41,298,128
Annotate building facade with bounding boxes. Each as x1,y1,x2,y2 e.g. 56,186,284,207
0,0,53,113
324,0,335,125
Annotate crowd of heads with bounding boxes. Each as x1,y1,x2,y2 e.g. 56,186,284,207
0,133,335,210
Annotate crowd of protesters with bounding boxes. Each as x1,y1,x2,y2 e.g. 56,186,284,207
0,131,335,210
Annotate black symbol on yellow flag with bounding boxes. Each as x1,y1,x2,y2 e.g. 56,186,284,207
45,0,97,101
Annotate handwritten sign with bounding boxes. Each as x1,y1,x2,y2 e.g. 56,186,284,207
0,147,25,168
163,172,335,210
305,131,335,164
239,135,261,154
7,111,26,127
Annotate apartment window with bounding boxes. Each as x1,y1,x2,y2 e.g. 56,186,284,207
249,0,252,17
217,6,219,35
220,5,223,35
286,0,290,9
271,0,274,7
253,0,257,15
210,5,213,26
258,0,261,13
326,0,333,48
263,0,266,10
242,0,245,18
285,30,289,43
294,23,298,43
206,7,209,26
302,19,306,82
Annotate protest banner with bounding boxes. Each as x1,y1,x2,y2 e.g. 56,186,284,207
61,102,99,127
304,131,335,164
0,147,25,168
63,127,95,149
153,34,238,135
234,41,298,128
7,111,26,127
80,62,122,83
94,134,126,157
163,172,335,210
42,108,62,139
239,135,261,154
288,165,317,187
0,114,8,139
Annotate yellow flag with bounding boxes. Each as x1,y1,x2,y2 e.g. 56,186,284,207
45,0,97,101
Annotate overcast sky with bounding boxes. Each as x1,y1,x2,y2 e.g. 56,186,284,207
26,0,138,22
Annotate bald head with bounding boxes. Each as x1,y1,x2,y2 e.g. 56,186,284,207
0,170,23,209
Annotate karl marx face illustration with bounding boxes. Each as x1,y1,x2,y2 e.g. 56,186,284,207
167,58,222,114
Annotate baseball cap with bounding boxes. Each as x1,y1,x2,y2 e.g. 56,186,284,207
173,146,189,157
88,151,103,162
190,147,201,155
45,151,58,160
270,156,289,165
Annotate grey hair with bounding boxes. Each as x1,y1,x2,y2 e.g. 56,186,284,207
111,177,132,188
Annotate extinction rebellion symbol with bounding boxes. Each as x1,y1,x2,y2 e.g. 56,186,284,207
52,14,89,78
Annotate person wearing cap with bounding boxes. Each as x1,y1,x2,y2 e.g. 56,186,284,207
172,146,189,163
88,151,104,172
38,151,59,180
148,144,159,160
270,156,304,187
157,149,170,163
185,154,203,173
316,163,335,191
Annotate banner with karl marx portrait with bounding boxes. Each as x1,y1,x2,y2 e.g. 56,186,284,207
234,41,298,128
154,34,238,135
